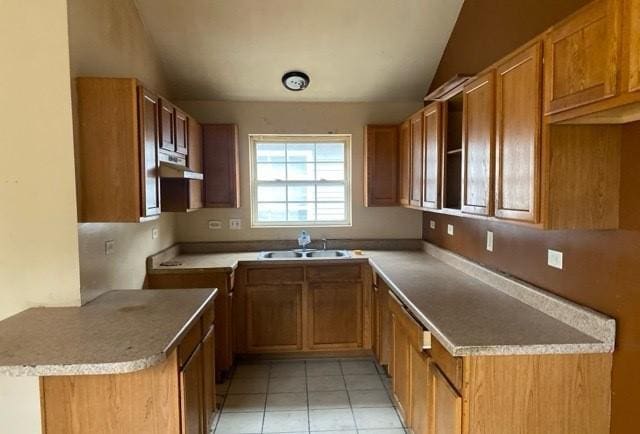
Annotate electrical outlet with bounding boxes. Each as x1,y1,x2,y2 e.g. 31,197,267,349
208,220,222,230
447,224,454,236
429,220,436,230
486,231,494,252
151,227,159,240
105,240,115,256
547,249,564,270
229,219,242,230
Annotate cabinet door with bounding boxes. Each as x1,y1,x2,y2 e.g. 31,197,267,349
399,120,411,206
203,124,240,208
495,42,542,223
246,284,302,352
138,87,161,217
410,349,431,434
462,71,495,216
176,109,189,155
364,125,399,206
422,102,443,209
372,281,381,361
202,325,216,433
623,0,640,92
160,99,176,152
410,111,424,207
392,313,412,425
431,364,462,434
180,345,205,434
544,0,621,114
308,281,363,349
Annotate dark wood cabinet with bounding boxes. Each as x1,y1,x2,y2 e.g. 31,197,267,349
160,99,177,152
175,109,189,155
202,324,216,432
422,102,443,210
398,120,412,206
180,344,205,434
364,125,399,206
138,87,162,218
410,110,424,208
203,124,240,208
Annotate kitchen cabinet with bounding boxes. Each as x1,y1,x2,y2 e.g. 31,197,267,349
160,99,177,152
422,102,443,209
431,364,462,434
175,108,189,155
544,0,621,116
410,110,424,207
495,42,542,223
203,124,240,208
398,120,412,206
76,78,161,222
202,324,216,431
180,344,205,434
462,71,495,216
391,308,413,423
623,0,640,93
308,281,363,349
410,349,431,434
364,125,399,206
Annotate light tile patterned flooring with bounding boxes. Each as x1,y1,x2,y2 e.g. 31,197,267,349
212,358,407,434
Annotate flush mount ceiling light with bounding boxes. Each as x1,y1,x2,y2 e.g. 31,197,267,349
282,71,310,91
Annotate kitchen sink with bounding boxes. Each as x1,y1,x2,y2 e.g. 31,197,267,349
258,250,351,260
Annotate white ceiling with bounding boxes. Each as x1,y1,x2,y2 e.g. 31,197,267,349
134,0,463,102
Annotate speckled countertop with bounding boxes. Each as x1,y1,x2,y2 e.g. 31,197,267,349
148,243,615,356
0,288,217,376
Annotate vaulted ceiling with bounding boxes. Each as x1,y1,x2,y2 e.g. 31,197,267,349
134,0,463,102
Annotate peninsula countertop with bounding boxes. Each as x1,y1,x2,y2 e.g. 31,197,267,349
0,288,217,376
147,243,615,357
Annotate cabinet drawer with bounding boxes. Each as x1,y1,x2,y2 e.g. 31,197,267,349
431,338,463,392
306,264,361,282
246,266,304,284
387,291,431,351
179,319,203,367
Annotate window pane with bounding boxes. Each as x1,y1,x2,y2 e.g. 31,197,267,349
317,184,345,202
287,143,315,163
287,163,315,180
317,202,345,221
257,163,286,181
257,203,286,222
256,143,286,163
288,203,316,222
316,143,344,162
288,185,315,202
257,185,286,202
316,162,344,181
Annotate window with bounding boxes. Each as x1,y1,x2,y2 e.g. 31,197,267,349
250,134,352,227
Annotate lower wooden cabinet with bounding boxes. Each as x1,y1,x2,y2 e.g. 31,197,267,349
391,310,413,423
410,348,432,434
181,345,205,434
202,324,216,430
431,363,462,434
308,281,363,349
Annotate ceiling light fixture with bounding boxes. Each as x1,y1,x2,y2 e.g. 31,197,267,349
282,71,310,91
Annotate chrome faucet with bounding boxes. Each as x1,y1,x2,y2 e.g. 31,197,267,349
322,238,328,250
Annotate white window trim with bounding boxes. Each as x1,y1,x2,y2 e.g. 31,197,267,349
249,134,352,228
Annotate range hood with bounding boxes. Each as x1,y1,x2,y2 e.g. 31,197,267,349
159,159,204,180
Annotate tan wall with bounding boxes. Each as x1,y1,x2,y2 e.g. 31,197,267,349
175,101,424,242
0,1,81,432
68,0,177,291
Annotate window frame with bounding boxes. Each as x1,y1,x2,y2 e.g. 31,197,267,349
249,134,352,228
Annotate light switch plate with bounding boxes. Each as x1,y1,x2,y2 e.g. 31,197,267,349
548,249,564,269
486,231,494,252
105,240,115,256
447,224,454,236
151,227,159,239
208,220,222,230
229,219,242,230
429,220,436,230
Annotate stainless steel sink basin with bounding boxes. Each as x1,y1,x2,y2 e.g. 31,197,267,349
258,250,351,260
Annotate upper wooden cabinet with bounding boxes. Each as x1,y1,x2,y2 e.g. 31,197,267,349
398,120,412,206
76,78,161,222
175,109,189,156
364,125,399,206
544,0,621,115
623,0,640,93
203,124,240,208
462,71,495,216
495,42,543,223
160,99,177,153
409,110,424,207
422,103,443,210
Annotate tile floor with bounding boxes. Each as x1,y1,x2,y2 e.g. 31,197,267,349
212,358,407,434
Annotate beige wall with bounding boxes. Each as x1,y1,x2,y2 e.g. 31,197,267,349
175,101,424,242
68,0,178,291
0,1,81,432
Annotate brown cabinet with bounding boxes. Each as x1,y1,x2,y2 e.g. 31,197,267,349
175,108,189,155
495,42,542,223
431,364,462,434
623,0,640,93
203,124,240,208
202,324,216,432
410,110,424,207
398,120,412,206
160,99,177,152
364,125,399,206
462,71,495,216
308,281,363,349
391,308,413,423
544,0,621,115
76,78,161,222
180,344,205,434
422,102,443,209
410,348,431,434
